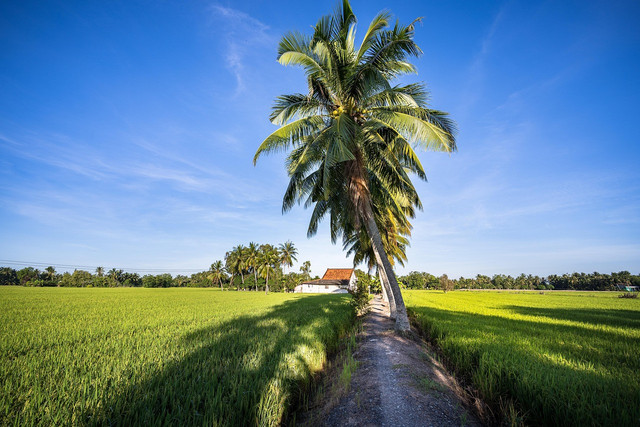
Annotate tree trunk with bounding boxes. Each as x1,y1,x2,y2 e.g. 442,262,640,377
254,270,258,291
363,211,410,332
378,267,397,319
240,271,244,291
265,271,269,295
380,270,388,301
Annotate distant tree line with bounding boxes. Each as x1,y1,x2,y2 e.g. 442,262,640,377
3,261,637,293
397,271,640,291
0,241,318,292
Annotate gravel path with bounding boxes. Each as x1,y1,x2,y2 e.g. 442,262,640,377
304,296,482,427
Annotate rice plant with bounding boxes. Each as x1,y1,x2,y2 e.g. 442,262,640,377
405,290,640,426
0,287,354,426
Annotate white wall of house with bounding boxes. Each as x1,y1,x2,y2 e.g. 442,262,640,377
293,284,349,294
348,273,356,290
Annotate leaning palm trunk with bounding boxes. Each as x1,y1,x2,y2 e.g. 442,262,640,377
265,271,269,295
380,270,388,302
378,268,397,319
254,270,258,291
363,205,410,331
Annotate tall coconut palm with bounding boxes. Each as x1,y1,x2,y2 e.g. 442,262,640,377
246,242,260,291
278,241,298,273
232,245,247,290
95,266,104,277
208,260,225,289
254,0,456,331
224,250,236,290
258,244,279,295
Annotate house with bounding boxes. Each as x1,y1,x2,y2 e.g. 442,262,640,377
294,268,357,294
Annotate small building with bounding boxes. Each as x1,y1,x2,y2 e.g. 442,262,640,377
294,268,357,294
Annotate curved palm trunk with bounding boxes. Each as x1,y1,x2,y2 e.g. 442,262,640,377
378,268,397,319
363,208,410,332
265,270,269,295
349,154,409,332
239,271,244,291
254,269,258,291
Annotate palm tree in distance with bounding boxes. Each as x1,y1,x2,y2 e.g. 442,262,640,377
254,0,456,331
95,266,104,277
224,250,236,290
278,241,298,273
232,245,246,290
300,260,312,280
208,261,225,289
246,242,260,291
258,244,279,295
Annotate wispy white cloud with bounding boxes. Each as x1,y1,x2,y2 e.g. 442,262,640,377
457,4,507,116
208,4,275,95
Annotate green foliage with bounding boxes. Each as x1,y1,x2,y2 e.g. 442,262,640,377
397,270,640,291
405,291,640,426
354,269,380,294
0,268,18,286
398,271,439,290
0,288,354,426
348,285,370,316
142,273,173,288
438,274,454,293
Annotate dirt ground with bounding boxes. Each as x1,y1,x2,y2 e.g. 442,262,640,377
299,296,483,427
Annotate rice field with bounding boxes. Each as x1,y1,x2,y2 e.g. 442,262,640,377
0,287,354,426
405,290,640,426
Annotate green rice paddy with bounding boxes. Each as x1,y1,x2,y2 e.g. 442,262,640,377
0,287,354,426
405,290,640,426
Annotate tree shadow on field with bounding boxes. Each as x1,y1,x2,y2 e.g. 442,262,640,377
84,294,351,426
408,305,640,426
504,305,640,330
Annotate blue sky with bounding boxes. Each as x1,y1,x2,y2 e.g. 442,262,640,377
1,0,639,277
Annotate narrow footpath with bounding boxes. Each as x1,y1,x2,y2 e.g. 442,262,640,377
306,296,482,427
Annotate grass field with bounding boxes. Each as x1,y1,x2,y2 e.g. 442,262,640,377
405,290,640,426
0,287,354,426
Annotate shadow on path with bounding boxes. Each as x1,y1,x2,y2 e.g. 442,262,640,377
310,297,481,427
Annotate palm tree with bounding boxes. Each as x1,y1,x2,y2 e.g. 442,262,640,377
278,241,298,273
232,245,247,290
246,242,260,291
254,0,456,331
258,244,279,295
208,261,225,289
44,266,56,285
224,250,237,290
95,266,104,277
299,260,312,280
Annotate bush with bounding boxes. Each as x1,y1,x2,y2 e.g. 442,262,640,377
349,285,370,316
618,292,638,299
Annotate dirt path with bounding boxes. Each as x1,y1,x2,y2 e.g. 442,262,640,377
303,296,482,426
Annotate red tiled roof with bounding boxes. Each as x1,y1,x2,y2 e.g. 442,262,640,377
322,268,354,281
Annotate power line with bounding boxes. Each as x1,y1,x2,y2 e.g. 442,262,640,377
0,259,206,273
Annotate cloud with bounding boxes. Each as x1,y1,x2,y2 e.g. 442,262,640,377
457,4,507,116
208,4,275,95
